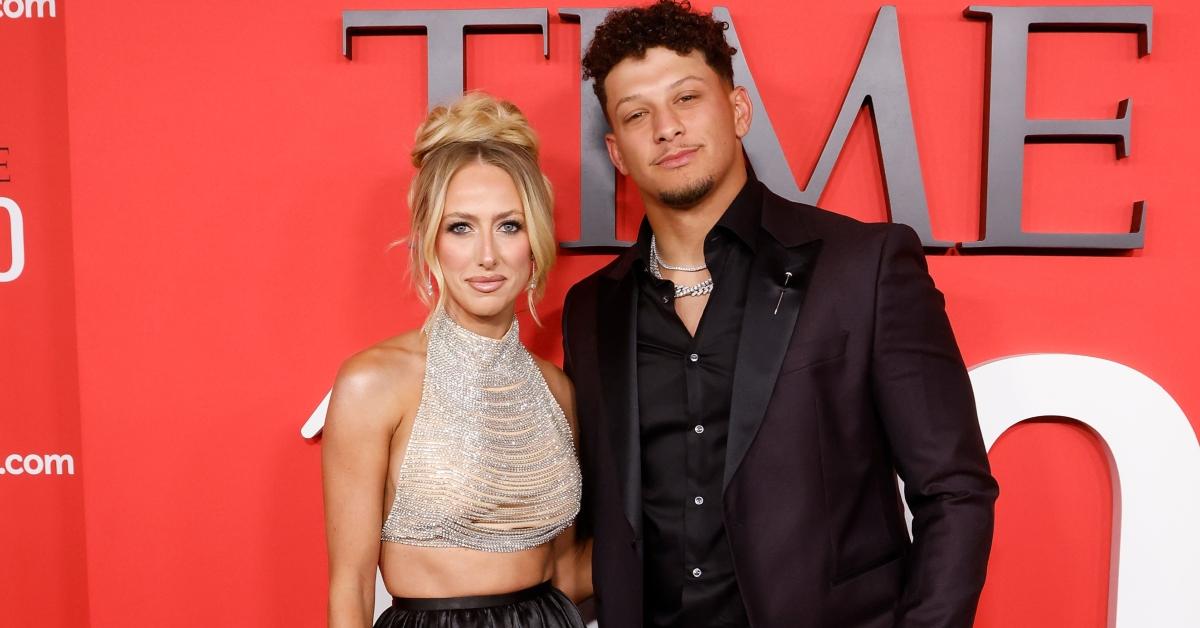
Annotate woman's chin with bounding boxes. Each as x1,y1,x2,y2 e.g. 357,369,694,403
445,294,518,323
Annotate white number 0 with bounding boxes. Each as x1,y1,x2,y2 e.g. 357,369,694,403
1,197,24,283
971,354,1200,627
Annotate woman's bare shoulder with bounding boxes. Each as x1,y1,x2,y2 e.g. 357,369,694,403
327,329,427,432
341,329,425,379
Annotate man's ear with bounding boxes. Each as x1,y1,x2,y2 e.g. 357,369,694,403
730,86,753,139
605,133,629,175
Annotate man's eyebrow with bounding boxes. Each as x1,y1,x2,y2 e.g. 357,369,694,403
613,75,706,110
669,75,705,90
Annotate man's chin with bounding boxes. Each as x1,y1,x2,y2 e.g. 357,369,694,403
658,175,716,209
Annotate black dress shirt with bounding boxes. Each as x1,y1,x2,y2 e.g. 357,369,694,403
635,176,762,628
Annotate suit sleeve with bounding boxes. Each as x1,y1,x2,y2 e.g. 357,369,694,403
869,224,999,628
561,287,594,540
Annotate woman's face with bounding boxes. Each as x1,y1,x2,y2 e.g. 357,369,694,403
435,160,533,336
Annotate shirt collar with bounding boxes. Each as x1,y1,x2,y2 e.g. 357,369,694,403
632,167,763,268
713,169,763,252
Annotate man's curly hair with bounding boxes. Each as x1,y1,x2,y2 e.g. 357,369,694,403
582,0,737,111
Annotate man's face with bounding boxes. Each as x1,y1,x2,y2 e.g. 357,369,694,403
602,47,751,209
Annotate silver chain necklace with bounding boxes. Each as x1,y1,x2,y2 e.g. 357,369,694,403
650,235,708,271
649,235,714,298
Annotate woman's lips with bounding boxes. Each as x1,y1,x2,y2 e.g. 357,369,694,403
467,276,506,293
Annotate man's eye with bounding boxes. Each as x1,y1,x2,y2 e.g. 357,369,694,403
625,111,646,122
678,94,696,102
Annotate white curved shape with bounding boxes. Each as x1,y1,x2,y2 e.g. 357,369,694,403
1,197,25,283
970,354,1200,627
301,389,330,438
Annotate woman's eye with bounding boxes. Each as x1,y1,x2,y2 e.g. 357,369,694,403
447,222,471,234
499,221,523,234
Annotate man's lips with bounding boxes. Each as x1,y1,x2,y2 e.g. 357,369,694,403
466,275,507,293
655,147,699,169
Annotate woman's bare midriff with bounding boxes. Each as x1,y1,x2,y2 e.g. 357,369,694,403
378,354,559,600
380,541,554,598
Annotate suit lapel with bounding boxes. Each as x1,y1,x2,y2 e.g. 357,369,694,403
724,194,823,491
596,266,643,541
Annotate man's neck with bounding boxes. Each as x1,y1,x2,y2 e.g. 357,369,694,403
644,160,748,267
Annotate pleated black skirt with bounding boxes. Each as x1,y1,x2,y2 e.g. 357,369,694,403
373,581,586,628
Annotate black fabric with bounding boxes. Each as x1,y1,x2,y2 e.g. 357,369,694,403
374,581,585,628
562,180,999,628
633,176,759,628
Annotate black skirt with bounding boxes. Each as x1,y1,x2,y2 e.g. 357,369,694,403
373,581,586,628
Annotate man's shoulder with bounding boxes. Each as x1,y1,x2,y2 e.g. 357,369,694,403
761,186,900,248
562,254,625,310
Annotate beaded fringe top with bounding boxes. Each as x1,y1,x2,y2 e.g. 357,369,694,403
381,308,582,552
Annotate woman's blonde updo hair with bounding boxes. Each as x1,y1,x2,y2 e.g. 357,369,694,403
407,91,556,328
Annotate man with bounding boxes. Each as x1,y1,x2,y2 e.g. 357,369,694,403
561,2,999,627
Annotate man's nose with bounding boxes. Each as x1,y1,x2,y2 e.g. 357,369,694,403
655,109,684,143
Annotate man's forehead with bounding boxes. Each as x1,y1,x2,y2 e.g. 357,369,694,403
612,47,710,76
606,49,717,99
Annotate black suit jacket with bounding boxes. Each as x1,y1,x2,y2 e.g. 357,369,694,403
562,185,999,628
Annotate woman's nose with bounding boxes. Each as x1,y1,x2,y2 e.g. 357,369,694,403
478,232,497,269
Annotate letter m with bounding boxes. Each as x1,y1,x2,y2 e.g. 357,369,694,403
721,6,950,247
27,0,56,18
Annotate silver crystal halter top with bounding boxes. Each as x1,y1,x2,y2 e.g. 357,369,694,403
381,309,582,552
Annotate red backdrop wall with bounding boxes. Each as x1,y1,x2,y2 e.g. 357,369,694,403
2,1,1198,626
0,2,88,625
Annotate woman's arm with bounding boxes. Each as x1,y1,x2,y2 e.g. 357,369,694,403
323,350,408,628
552,524,594,603
537,358,594,603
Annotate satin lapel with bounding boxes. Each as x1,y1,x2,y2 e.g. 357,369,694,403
596,270,643,540
723,237,823,491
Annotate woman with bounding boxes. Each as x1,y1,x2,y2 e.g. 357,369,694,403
322,92,591,628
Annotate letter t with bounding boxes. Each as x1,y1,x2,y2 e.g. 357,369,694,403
342,9,549,108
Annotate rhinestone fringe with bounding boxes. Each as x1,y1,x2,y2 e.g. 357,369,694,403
381,308,582,552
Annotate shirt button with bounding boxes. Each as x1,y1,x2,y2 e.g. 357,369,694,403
688,353,699,363
694,496,704,505
692,567,702,578
694,425,705,434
